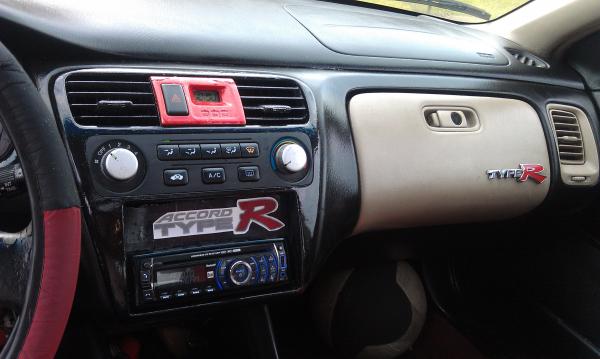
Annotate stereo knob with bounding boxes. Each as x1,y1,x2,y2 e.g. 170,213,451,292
102,147,139,181
229,260,253,286
275,142,307,174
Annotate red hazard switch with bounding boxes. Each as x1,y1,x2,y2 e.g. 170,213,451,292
151,77,246,127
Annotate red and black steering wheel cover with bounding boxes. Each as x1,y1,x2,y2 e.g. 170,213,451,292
0,43,81,359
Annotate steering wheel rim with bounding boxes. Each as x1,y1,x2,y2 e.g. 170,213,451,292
0,42,80,359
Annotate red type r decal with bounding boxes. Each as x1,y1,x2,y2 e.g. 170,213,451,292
518,164,546,184
235,197,285,234
152,197,284,239
486,164,546,184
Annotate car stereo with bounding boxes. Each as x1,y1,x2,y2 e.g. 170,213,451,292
132,241,288,308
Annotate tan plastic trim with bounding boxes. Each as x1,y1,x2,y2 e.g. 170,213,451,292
472,0,600,58
350,93,550,234
547,104,599,186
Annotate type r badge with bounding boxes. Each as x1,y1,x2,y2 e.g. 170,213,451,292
152,197,285,239
486,164,546,184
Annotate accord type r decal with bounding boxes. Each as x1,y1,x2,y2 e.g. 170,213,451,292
153,197,285,239
486,164,546,184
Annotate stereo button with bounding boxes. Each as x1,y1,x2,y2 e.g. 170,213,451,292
140,271,151,283
142,290,154,302
159,292,172,301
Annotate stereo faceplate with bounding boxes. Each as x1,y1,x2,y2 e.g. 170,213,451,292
132,241,289,310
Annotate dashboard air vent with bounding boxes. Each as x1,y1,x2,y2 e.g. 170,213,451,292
234,77,308,125
65,73,160,126
506,48,549,69
549,108,584,164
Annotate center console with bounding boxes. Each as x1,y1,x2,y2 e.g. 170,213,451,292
50,67,320,316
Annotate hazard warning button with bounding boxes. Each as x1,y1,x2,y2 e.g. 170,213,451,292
160,84,189,116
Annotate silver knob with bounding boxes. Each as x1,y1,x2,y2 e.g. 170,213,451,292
229,260,253,286
275,142,307,173
103,148,139,181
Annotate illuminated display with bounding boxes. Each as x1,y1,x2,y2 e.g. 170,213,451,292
193,89,221,103
155,265,207,288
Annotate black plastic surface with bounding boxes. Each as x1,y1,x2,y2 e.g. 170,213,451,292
286,4,507,65
0,0,583,89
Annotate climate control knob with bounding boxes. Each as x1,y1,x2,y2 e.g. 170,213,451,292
229,260,253,286
274,141,308,174
102,147,139,181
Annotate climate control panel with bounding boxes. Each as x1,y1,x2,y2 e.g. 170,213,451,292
86,132,313,196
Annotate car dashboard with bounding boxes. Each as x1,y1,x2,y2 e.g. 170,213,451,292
0,0,598,324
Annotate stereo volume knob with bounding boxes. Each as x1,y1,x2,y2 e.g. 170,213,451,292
229,260,253,286
102,148,139,181
275,141,307,174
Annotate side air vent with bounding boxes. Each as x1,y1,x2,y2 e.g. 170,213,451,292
547,104,599,186
506,48,549,69
549,109,584,164
65,73,160,126
234,77,309,125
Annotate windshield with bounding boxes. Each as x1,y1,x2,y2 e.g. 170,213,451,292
356,0,531,23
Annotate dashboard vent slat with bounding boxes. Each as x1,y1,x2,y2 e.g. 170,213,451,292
506,48,549,69
550,109,585,164
65,73,160,126
235,77,308,125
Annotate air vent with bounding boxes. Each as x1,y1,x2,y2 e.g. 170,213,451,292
549,109,585,164
234,77,308,125
506,48,549,69
65,73,160,126
65,73,308,126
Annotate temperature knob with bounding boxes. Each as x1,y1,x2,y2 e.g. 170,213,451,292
274,141,308,174
102,147,139,181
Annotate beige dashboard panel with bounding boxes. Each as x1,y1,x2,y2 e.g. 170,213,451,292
349,93,551,234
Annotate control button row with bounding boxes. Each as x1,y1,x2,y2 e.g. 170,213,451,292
157,286,214,302
157,142,259,160
163,166,259,186
216,252,285,289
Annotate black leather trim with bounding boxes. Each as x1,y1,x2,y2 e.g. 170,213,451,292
0,42,78,211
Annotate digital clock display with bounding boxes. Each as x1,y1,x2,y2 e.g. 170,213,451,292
193,89,221,103
155,265,208,288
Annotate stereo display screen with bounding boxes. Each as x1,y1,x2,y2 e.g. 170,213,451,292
155,265,207,288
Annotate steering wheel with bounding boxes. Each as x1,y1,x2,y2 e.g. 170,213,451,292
0,43,81,358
